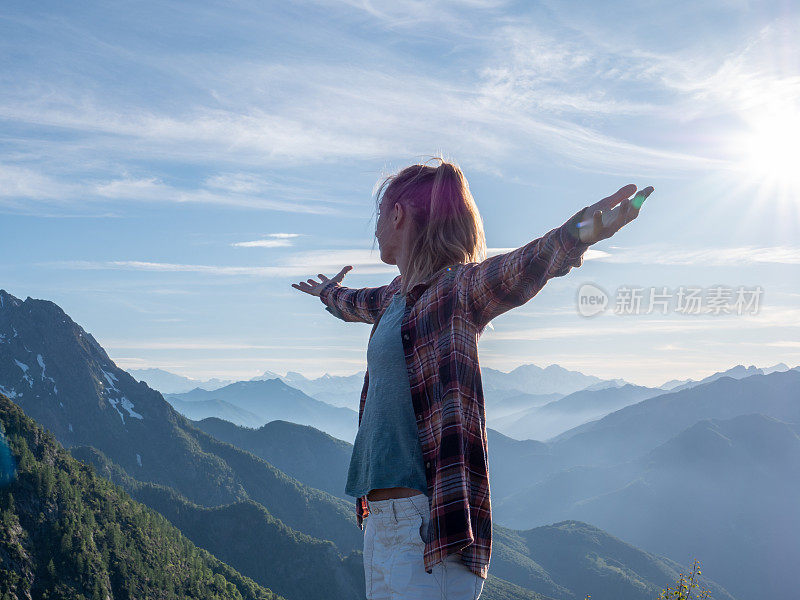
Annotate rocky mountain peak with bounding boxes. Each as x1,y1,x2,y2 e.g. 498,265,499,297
0,290,173,457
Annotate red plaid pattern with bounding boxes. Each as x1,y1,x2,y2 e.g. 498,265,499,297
319,208,590,579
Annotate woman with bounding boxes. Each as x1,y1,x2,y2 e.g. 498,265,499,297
291,157,652,599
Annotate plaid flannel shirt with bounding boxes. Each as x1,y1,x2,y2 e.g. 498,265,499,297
319,207,591,579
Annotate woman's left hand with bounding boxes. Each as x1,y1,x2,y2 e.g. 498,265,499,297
577,184,654,245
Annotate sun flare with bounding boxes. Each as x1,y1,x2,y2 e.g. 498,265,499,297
737,104,800,192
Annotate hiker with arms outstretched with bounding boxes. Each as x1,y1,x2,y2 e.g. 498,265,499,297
291,157,653,599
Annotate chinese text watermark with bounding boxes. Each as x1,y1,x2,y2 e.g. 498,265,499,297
577,284,763,317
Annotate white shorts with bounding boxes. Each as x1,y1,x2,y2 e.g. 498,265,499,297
363,492,486,600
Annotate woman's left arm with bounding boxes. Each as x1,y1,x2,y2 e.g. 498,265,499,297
457,184,651,331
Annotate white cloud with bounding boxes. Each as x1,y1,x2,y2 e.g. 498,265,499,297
12,6,786,222
0,165,86,213
0,167,340,215
0,41,726,202
594,244,800,266
38,247,397,278
476,24,661,118
44,239,792,282
484,305,800,341
101,338,364,351
313,0,510,34
231,239,291,248
650,21,800,120
232,233,303,248
94,176,338,214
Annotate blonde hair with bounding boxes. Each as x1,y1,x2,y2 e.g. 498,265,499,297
373,156,487,293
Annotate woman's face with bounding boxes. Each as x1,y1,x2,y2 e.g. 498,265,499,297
376,197,401,265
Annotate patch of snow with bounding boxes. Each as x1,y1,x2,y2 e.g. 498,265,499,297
15,360,34,388
107,397,126,423
12,326,18,338
59,401,63,407
100,369,143,422
136,453,142,467
102,369,119,392
68,423,73,432
0,385,17,399
0,295,3,308
119,396,143,420
37,354,58,392
14,358,33,395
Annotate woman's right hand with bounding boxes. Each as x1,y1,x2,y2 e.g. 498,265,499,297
290,265,353,297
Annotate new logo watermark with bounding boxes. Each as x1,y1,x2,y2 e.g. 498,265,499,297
577,283,609,317
577,284,763,317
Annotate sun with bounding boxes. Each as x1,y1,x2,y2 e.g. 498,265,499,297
737,103,800,193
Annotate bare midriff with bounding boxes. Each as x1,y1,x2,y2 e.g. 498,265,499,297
367,486,423,500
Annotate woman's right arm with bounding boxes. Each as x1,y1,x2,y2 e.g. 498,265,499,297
291,266,388,324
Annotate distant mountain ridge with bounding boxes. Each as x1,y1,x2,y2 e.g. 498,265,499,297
133,361,796,411
167,396,263,426
165,379,358,442
251,371,367,410
247,364,629,410
481,363,624,396
658,362,793,392
183,360,794,417
491,383,665,441
128,367,234,394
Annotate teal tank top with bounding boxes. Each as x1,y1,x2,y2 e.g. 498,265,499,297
345,292,429,498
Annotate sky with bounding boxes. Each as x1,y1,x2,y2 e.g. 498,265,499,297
1,0,799,388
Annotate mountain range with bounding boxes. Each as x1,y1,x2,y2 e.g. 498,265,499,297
150,362,794,444
6,288,798,599
0,288,740,600
173,366,800,600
